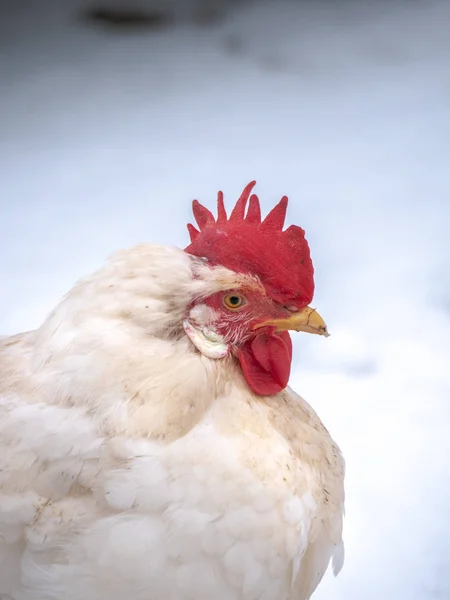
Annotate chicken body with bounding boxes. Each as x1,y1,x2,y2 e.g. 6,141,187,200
0,245,344,600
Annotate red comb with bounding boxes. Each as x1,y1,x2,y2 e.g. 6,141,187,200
185,181,315,307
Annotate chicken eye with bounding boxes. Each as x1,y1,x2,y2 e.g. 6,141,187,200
223,293,246,310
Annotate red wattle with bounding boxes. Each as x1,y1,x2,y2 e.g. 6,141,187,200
237,331,293,396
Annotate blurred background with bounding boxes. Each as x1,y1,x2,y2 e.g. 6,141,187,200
1,0,449,598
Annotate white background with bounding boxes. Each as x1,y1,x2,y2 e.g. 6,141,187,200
1,1,449,598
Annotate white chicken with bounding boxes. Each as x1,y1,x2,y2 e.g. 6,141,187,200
0,181,345,600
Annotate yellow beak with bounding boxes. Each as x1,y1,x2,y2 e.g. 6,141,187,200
254,306,329,337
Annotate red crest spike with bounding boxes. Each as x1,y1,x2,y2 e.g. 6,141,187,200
261,196,288,230
192,200,215,230
216,191,227,223
245,194,262,223
187,223,200,242
185,181,315,307
229,180,256,221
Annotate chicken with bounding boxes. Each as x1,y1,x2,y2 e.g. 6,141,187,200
0,181,345,600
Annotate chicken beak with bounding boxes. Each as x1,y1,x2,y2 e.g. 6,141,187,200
254,306,329,337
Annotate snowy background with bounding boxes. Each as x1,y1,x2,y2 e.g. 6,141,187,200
1,0,450,598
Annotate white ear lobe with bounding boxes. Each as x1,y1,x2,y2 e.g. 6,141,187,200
183,320,229,359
